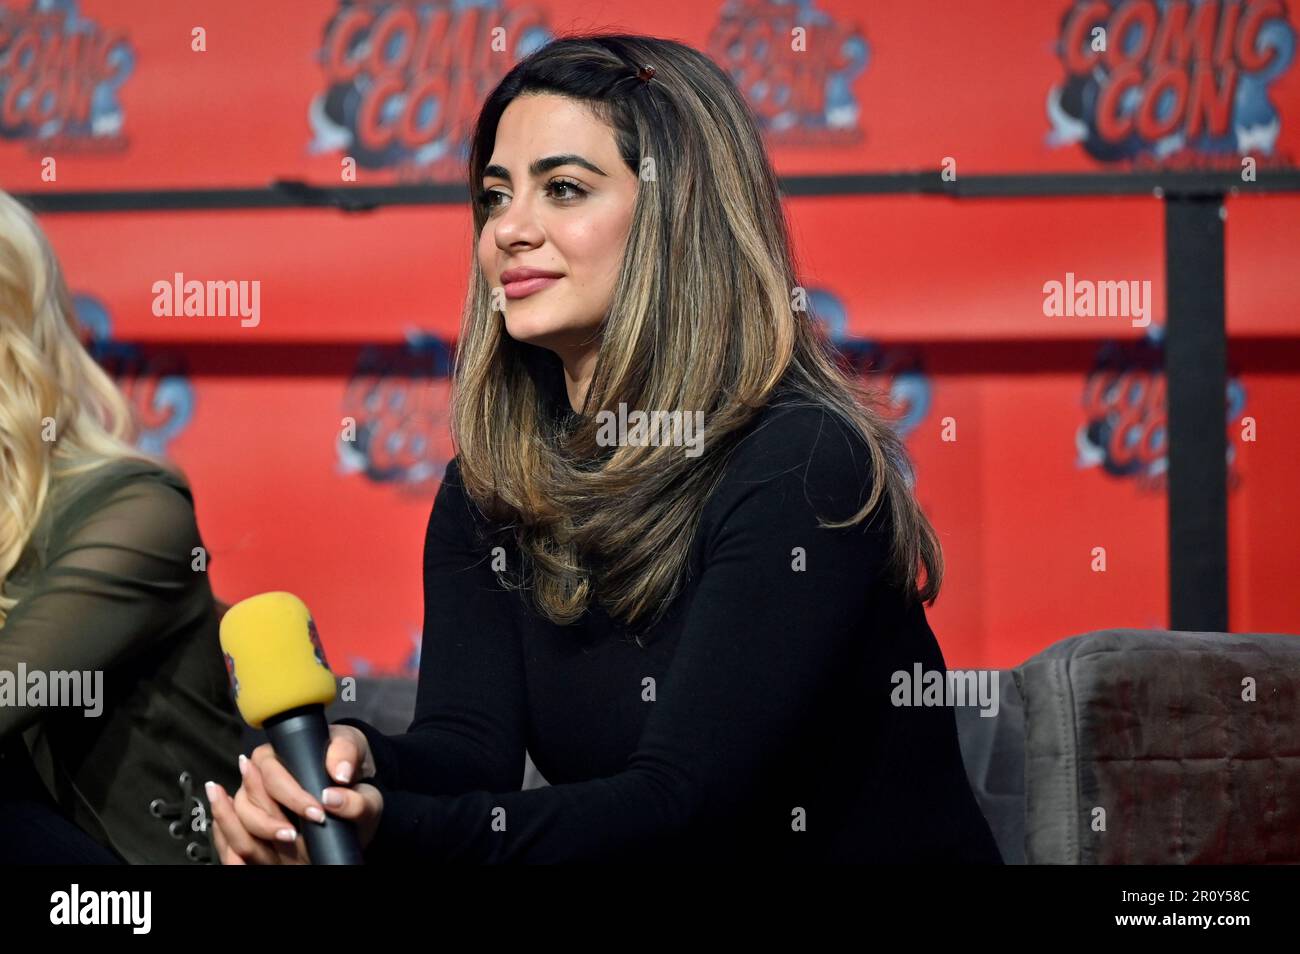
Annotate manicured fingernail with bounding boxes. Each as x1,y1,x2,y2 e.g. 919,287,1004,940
238,754,249,776
321,788,343,808
305,806,326,823
204,781,219,800
334,761,353,784
275,827,297,843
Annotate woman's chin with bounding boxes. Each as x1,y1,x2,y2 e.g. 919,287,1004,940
503,321,553,346
503,312,592,349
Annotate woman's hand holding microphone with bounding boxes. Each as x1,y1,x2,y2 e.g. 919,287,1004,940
208,724,383,865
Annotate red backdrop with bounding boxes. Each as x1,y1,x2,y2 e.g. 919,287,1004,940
3,0,1297,671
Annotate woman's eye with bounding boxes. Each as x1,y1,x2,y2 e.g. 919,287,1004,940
548,179,586,201
477,180,586,214
477,188,506,213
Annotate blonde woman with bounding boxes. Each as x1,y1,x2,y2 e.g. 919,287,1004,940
212,34,1003,864
0,190,241,863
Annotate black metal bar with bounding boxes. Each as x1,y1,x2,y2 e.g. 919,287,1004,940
14,181,468,213
940,169,1300,199
1165,196,1229,632
12,169,1300,213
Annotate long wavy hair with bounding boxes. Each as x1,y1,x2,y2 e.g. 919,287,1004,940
0,190,156,625
454,33,942,629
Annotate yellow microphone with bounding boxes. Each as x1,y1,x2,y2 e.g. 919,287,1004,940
219,592,361,864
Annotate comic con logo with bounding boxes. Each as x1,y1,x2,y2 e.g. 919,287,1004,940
809,290,931,441
223,652,239,699
338,330,454,492
306,618,330,671
310,1,552,180
0,0,134,152
1077,327,1245,489
1048,0,1296,166
75,295,194,454
707,0,868,145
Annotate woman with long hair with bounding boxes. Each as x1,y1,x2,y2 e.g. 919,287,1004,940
210,33,1003,863
0,190,242,863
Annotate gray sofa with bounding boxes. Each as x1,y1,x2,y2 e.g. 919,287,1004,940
956,628,1300,864
246,628,1300,864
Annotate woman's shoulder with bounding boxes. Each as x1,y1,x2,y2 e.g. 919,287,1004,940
47,457,199,551
694,389,886,543
52,456,191,513
427,454,491,538
724,391,876,494
433,455,471,514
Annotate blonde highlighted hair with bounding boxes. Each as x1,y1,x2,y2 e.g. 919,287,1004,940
0,189,157,624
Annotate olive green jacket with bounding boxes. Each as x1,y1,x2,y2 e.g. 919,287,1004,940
1,459,243,863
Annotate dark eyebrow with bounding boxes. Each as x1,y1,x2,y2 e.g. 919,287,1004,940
482,154,608,183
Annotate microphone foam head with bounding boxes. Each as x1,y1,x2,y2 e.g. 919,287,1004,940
218,591,337,728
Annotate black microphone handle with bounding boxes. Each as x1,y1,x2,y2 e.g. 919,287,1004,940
264,705,364,865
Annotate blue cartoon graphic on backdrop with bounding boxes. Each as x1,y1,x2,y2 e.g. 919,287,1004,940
309,0,553,181
338,330,454,674
0,0,135,151
75,295,194,454
1077,325,1246,490
1047,0,1296,167
808,288,932,440
709,0,869,144
338,329,454,493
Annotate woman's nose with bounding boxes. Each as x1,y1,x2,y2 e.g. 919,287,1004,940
494,192,542,248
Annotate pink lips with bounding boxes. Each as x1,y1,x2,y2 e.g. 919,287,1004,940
503,276,560,299
501,267,563,300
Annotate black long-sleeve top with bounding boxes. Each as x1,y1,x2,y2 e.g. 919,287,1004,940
337,394,1003,863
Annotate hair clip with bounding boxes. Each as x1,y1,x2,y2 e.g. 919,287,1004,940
636,64,655,83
